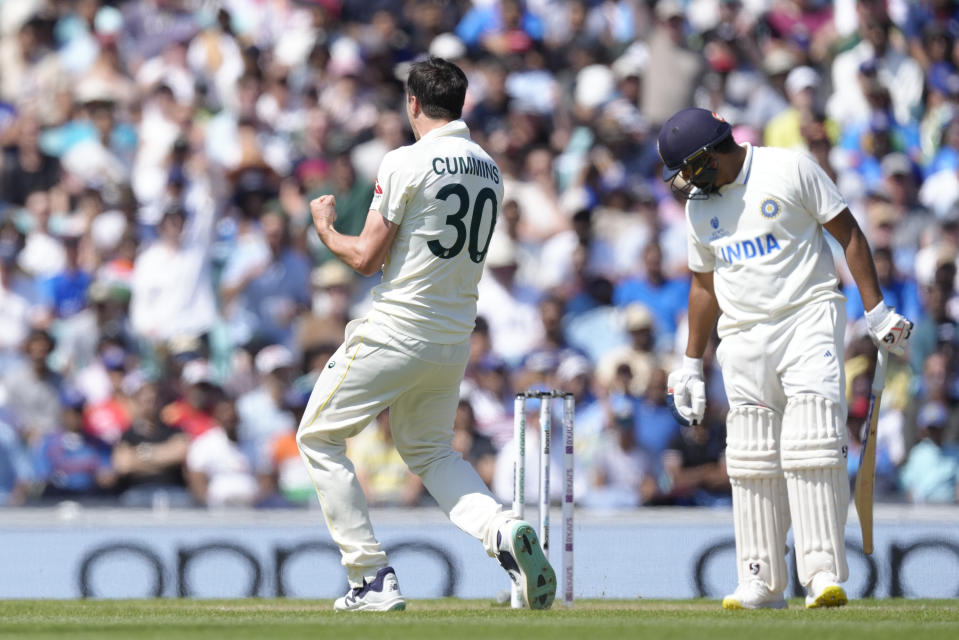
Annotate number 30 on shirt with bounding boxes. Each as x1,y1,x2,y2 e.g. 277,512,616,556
428,184,498,263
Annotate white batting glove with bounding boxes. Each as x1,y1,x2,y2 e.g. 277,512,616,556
865,301,913,356
667,356,706,427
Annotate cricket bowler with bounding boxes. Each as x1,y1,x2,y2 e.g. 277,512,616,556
296,56,556,611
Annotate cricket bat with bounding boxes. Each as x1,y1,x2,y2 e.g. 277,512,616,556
854,346,888,555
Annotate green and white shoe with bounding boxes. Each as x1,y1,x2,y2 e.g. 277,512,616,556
496,521,556,610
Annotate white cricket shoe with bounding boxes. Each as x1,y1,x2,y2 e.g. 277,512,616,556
805,573,847,609
722,578,787,610
334,566,406,612
496,520,556,609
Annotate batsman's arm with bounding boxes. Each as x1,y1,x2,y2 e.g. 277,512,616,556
311,195,399,277
685,270,721,359
823,209,883,312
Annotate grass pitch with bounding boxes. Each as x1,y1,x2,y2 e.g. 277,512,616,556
0,599,956,640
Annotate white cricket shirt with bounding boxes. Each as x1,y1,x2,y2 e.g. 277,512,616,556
367,120,504,344
686,143,847,337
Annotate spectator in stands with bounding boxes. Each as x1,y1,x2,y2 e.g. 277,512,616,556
41,234,91,320
633,368,681,462
581,395,657,509
910,279,958,377
348,410,424,508
874,153,933,270
300,260,354,348
452,400,497,489
112,380,191,507
237,344,298,479
557,352,601,418
33,387,115,502
564,274,630,364
900,402,959,503
529,293,587,367
18,190,65,280
595,303,658,397
827,4,924,128
0,115,61,206
351,111,408,183
130,206,217,345
0,407,34,506
465,315,494,379
0,252,32,369
764,66,834,152
465,57,511,139
3,329,62,444
477,235,543,365
185,395,260,508
264,347,322,508
0,14,69,126
456,0,544,58
504,148,569,244
268,418,315,507
81,344,132,445
613,241,689,350
465,353,514,449
641,0,704,128
536,209,613,295
161,359,220,440
661,417,730,507
220,209,310,349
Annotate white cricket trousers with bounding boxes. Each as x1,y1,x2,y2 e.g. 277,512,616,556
717,298,850,589
296,317,512,587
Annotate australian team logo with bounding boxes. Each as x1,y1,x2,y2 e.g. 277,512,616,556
759,197,782,219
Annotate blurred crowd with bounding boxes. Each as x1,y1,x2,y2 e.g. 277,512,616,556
0,0,958,510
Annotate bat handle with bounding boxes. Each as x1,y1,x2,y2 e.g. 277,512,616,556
872,347,888,394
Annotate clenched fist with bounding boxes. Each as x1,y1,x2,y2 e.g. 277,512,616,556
310,194,338,230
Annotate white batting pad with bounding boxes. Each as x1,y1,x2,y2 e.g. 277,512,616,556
725,405,790,593
781,394,849,586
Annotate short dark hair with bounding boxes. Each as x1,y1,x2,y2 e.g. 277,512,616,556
406,56,468,121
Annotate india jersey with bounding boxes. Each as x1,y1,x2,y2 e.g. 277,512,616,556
367,120,503,344
686,143,846,337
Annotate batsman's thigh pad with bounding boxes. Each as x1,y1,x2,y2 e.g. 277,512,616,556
725,405,790,593
781,394,849,585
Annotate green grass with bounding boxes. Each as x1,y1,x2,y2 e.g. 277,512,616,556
0,599,957,640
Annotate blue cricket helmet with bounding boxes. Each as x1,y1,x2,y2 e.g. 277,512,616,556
657,108,732,181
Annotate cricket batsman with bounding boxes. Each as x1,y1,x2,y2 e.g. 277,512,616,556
659,108,912,609
296,57,556,611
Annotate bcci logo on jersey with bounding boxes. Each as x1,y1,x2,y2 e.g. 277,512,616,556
760,197,782,219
